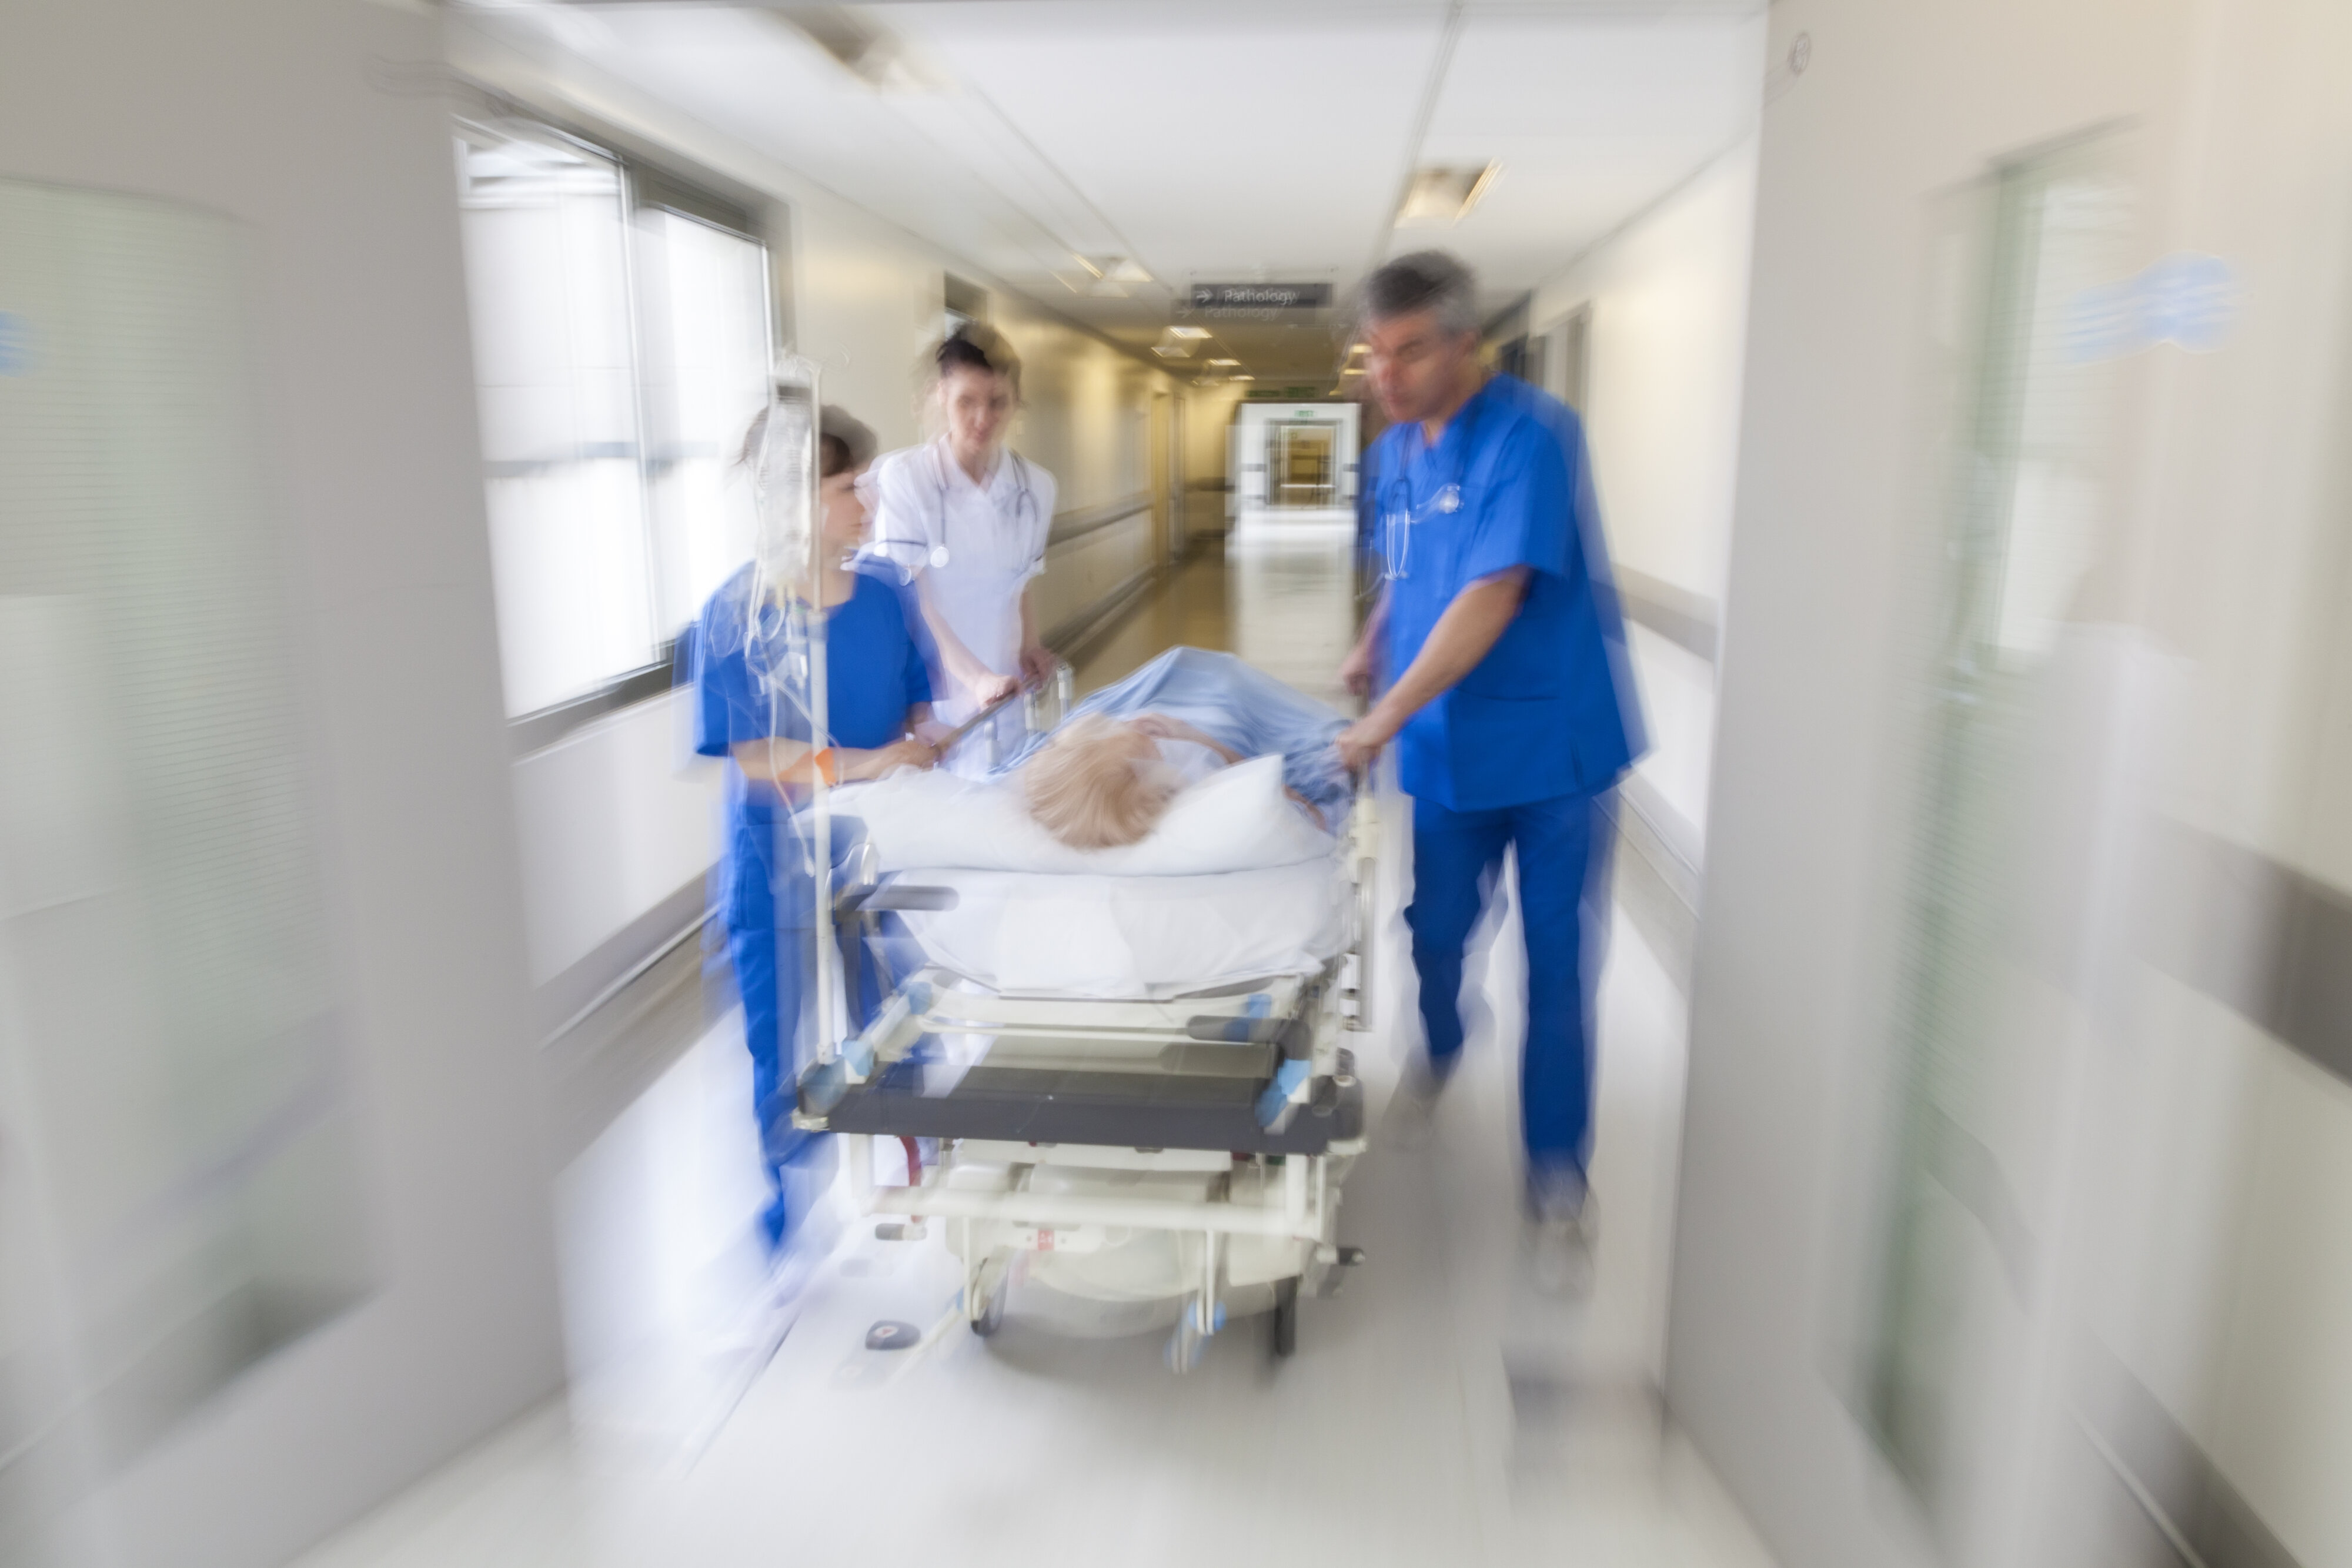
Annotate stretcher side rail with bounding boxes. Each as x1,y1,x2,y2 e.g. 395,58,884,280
813,1065,1366,1154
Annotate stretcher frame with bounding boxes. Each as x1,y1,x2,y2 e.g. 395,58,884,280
794,782,1378,1368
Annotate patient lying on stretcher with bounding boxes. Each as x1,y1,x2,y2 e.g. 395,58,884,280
1010,648,1349,850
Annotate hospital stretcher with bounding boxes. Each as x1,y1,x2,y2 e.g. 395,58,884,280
791,675,1374,1369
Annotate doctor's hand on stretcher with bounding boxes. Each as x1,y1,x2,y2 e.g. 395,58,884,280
1332,715,1395,775
1334,567,1529,774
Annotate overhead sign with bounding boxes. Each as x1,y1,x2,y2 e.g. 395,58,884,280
1187,282,1332,316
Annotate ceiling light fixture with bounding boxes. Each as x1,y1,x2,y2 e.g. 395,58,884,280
775,6,941,93
1395,163,1500,227
1207,357,1241,367
1075,254,1155,285
1167,325,1212,340
1230,374,1255,382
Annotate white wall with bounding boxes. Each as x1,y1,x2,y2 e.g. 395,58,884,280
993,296,1166,641
2119,6,2352,1562
1659,2,2352,1566
1184,382,1248,490
1531,139,1758,607
0,3,566,1564
1526,137,1758,862
509,694,714,987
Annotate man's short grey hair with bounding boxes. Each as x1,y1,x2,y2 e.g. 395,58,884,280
1358,250,1479,338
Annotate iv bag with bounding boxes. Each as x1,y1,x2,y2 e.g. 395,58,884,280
749,355,822,595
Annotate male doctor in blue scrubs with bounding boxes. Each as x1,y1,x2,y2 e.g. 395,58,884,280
1334,251,1643,1291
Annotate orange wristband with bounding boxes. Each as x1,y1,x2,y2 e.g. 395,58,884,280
811,747,839,785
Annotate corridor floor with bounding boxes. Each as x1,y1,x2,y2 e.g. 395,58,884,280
294,532,1776,1568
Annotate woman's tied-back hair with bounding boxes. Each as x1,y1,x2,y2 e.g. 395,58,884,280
930,323,1023,400
1020,715,1177,850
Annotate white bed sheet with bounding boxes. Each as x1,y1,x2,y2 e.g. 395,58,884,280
890,857,1348,999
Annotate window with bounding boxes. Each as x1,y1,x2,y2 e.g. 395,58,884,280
633,206,772,638
454,117,771,721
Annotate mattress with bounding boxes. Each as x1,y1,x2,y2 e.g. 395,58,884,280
888,856,1349,999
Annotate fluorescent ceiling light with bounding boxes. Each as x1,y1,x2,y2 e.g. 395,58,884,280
777,8,943,93
1075,254,1154,285
1396,163,1499,226
1167,325,1212,340
1207,357,1241,367
1151,345,1190,358
1230,374,1255,382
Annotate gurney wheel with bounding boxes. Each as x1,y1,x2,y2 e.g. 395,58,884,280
1270,1278,1299,1359
968,1250,1011,1338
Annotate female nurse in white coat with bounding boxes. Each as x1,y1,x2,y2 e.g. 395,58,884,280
866,326,1058,772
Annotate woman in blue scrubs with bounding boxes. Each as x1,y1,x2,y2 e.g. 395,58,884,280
691,404,940,1253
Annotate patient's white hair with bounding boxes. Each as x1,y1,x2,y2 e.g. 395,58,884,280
1020,714,1177,850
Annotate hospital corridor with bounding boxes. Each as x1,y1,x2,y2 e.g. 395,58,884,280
317,539,1749,1567
12,5,2352,1568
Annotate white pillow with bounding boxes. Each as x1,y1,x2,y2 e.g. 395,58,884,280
833,753,1334,876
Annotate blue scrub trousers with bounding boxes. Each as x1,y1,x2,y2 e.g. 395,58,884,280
1405,790,1615,1182
724,820,897,1253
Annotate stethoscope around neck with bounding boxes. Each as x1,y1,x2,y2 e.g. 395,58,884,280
861,442,1042,579
1378,400,1483,582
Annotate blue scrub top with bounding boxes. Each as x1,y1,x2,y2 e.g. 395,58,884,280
1371,374,1643,812
691,563,932,930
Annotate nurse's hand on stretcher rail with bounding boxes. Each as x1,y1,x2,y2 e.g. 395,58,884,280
967,648,1058,710
968,671,1022,707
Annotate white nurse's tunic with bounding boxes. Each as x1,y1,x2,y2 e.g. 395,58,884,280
868,439,1057,765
